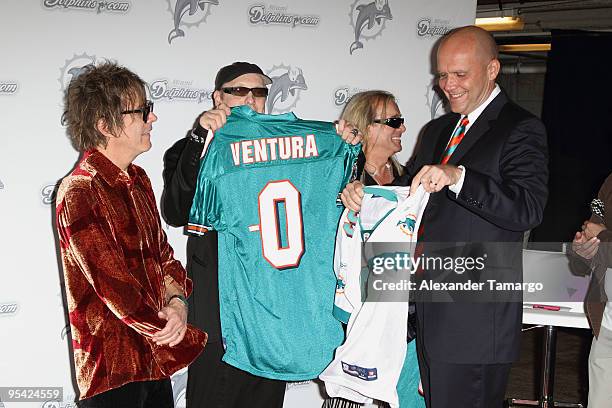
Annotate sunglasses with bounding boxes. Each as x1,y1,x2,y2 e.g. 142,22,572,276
121,100,154,122
222,86,269,98
372,117,405,129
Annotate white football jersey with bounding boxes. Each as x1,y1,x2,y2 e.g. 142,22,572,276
321,186,429,407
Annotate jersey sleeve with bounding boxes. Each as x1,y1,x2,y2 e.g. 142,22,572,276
333,208,364,324
341,142,361,188
187,142,224,235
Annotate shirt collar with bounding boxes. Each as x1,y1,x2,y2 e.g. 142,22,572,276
83,150,137,187
231,105,298,122
465,84,501,126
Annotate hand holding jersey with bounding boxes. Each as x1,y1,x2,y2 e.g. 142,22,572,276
321,186,429,407
199,102,232,133
409,164,463,195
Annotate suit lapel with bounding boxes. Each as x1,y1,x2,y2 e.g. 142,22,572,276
446,92,508,165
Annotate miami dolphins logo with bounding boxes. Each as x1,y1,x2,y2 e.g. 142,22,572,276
349,0,393,55
266,64,308,114
397,214,417,237
58,53,99,92
167,0,220,44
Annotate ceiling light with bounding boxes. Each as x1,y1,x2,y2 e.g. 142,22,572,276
475,16,525,31
499,44,551,52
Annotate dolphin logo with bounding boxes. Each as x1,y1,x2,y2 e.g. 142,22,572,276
397,215,416,236
168,0,219,44
67,66,89,83
350,0,392,55
266,66,307,113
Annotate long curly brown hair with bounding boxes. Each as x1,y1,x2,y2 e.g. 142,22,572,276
63,61,146,152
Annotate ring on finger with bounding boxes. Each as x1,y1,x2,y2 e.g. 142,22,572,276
350,128,359,136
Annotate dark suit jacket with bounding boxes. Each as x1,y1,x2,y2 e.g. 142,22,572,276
161,136,222,344
396,91,549,364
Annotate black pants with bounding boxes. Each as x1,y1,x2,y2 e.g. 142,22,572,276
418,353,511,408
187,340,286,408
77,379,173,408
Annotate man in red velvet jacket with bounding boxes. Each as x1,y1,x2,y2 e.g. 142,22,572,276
56,61,206,407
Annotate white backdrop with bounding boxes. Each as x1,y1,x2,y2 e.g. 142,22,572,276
0,1,475,407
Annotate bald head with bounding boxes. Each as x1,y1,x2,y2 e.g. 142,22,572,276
439,25,498,63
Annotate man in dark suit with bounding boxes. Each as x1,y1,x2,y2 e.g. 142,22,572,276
341,26,548,407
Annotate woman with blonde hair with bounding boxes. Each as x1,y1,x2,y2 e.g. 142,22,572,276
340,90,406,186
324,90,424,408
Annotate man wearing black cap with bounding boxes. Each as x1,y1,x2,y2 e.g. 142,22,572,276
161,62,285,408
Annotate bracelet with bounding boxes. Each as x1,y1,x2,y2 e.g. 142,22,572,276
167,294,188,308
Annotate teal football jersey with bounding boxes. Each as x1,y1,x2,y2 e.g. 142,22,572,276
188,106,360,380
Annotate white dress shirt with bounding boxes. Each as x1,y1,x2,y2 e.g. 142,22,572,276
448,84,501,196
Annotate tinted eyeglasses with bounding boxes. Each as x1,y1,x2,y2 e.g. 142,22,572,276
121,100,154,122
372,117,404,129
222,86,269,98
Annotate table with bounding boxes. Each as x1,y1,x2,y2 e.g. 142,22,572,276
508,250,591,408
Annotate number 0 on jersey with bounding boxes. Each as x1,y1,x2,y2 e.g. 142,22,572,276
258,180,304,269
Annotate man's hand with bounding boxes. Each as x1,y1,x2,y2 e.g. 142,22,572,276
340,181,364,212
335,119,363,145
572,230,600,260
152,298,188,347
583,221,606,240
199,102,232,133
410,164,462,195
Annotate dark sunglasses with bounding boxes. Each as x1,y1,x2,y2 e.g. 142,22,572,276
222,86,269,98
121,100,154,122
372,117,405,129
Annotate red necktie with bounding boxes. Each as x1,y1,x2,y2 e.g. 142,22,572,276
440,116,469,164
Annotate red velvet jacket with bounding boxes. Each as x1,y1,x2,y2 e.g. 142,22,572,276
56,151,206,399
